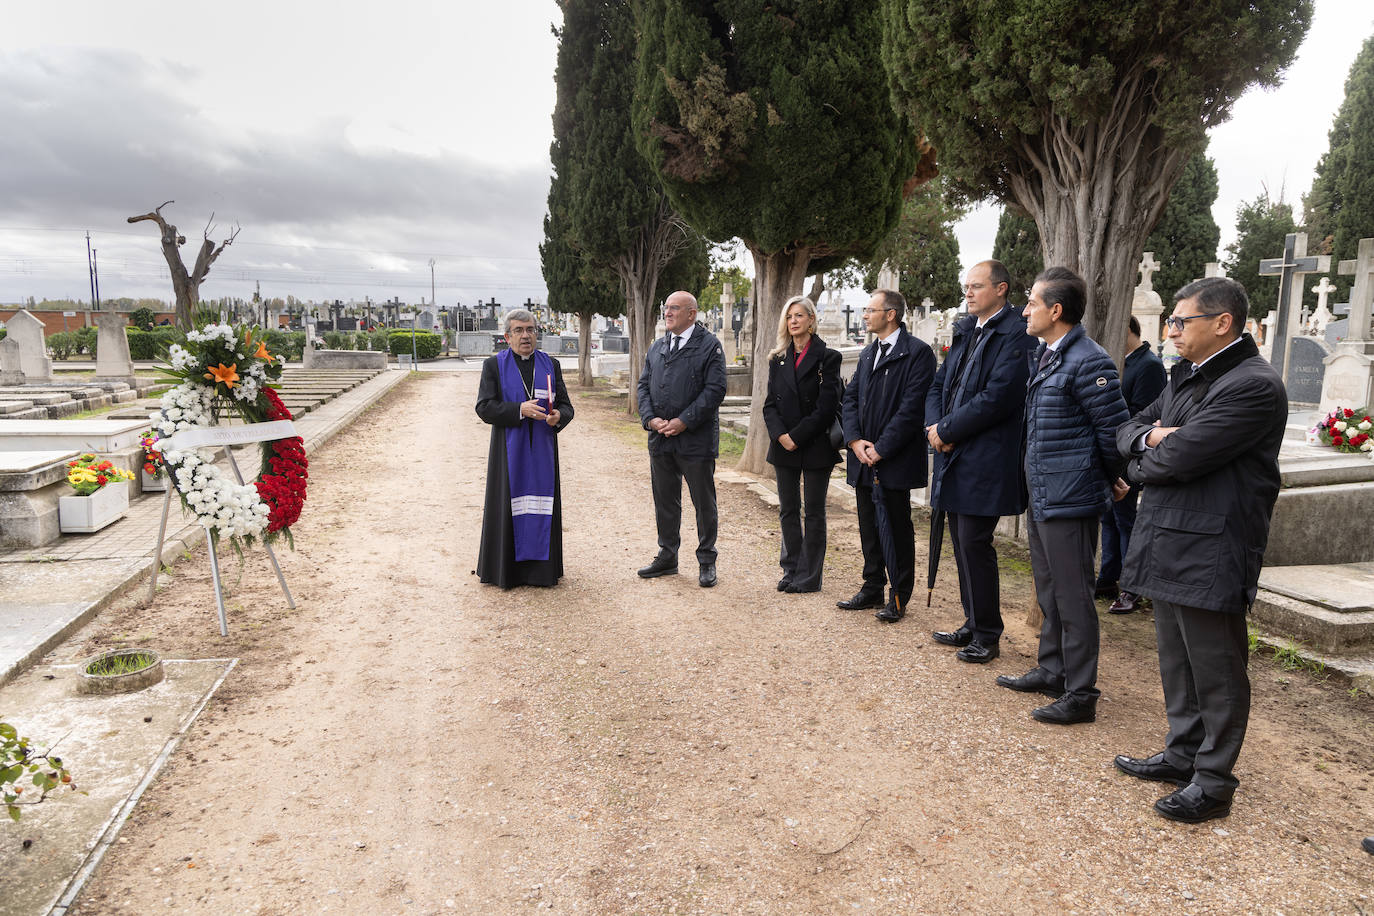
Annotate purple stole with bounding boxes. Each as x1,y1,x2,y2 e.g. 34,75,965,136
499,349,557,562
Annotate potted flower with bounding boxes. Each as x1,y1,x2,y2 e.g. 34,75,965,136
1310,406,1374,457
139,430,167,491
58,454,135,533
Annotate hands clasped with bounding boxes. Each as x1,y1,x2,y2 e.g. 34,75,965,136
650,417,687,437
925,423,954,454
520,400,561,426
850,438,882,466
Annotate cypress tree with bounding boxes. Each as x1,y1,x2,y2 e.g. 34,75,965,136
1224,191,1298,320
862,180,964,313
991,209,1043,307
1144,152,1222,302
634,0,928,472
881,0,1311,362
1303,34,1374,301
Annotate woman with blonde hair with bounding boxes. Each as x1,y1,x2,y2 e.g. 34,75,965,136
762,295,843,593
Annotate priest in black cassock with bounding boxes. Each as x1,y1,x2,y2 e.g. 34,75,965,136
475,309,574,588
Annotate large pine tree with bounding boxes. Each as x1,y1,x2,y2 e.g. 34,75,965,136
633,0,929,472
1303,33,1374,301
1224,191,1298,320
881,0,1311,363
1144,152,1221,302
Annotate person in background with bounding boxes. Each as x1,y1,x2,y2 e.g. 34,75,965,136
763,295,843,594
1097,315,1167,613
475,309,574,589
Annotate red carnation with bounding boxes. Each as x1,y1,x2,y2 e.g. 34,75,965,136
1345,408,1354,418
1333,435,1345,445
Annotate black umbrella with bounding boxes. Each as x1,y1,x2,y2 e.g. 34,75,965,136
870,469,903,615
927,508,945,608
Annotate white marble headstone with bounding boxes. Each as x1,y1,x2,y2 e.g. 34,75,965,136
5,310,52,382
94,311,136,381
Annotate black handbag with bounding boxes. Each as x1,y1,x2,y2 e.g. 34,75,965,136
828,414,845,451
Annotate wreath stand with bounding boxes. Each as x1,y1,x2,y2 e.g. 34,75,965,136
146,422,299,636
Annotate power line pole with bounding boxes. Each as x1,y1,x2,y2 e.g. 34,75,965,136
86,232,99,312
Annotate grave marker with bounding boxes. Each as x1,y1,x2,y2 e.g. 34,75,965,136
1259,232,1330,381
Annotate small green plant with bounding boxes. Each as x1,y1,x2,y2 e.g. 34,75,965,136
1,722,77,821
1246,627,1260,654
84,651,157,677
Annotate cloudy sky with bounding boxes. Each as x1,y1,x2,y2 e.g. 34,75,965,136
1,1,1370,312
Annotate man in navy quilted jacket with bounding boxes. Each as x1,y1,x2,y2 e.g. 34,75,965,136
996,267,1128,726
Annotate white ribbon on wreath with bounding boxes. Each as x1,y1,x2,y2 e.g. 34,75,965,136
155,380,272,540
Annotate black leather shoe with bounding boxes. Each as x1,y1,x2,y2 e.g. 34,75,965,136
1113,751,1193,787
875,600,905,623
1032,694,1097,724
777,577,792,592
1362,836,1374,855
1108,591,1140,614
1094,583,1119,599
637,553,677,578
836,592,884,610
785,583,820,594
995,667,1065,698
699,564,717,588
1154,783,1232,823
955,640,999,663
932,626,973,647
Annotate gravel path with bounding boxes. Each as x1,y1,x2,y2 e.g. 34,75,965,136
66,372,1372,914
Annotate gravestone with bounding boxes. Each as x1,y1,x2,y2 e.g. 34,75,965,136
4,310,52,383
1287,336,1329,404
94,311,136,384
912,313,938,347
417,308,437,332
919,296,934,318
1259,232,1330,381
1306,276,1336,337
1320,236,1374,411
0,337,25,385
1132,251,1165,343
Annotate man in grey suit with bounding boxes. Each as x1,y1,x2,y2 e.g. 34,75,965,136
1113,277,1287,824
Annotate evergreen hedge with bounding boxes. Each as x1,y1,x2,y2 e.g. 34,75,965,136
387,330,441,359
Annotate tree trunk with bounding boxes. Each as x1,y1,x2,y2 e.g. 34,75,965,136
1005,88,1190,366
616,201,692,416
622,268,659,415
577,313,593,387
738,245,813,474
805,272,825,308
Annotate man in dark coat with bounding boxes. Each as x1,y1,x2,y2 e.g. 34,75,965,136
837,288,937,622
1097,315,1168,613
925,260,1037,662
636,291,727,587
475,308,574,588
998,267,1128,724
1113,277,1287,824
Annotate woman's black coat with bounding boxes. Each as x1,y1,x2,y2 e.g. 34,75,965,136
762,336,843,470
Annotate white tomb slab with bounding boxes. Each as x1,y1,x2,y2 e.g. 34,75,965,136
5,310,52,382
0,418,150,453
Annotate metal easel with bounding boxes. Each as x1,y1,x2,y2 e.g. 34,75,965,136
147,442,296,636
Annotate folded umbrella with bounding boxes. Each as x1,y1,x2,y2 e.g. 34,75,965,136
870,468,903,615
927,508,945,608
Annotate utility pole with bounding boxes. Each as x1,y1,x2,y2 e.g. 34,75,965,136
92,249,102,312
85,232,98,313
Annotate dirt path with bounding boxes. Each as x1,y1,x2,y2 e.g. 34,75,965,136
66,372,1372,914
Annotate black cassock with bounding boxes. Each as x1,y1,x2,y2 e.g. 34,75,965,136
475,352,574,588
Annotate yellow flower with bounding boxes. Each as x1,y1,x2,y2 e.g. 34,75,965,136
205,363,240,388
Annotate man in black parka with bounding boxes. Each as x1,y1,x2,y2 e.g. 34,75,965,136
1113,277,1287,824
636,291,727,588
837,288,937,622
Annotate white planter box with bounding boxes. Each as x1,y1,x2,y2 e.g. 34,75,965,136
58,480,130,533
140,469,168,492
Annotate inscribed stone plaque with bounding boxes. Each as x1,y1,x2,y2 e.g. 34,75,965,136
1326,318,1350,347
1286,336,1328,404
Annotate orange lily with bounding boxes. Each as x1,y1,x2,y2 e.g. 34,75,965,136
253,341,274,362
205,363,240,388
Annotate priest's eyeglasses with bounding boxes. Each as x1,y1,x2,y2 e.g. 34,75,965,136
1164,312,1224,332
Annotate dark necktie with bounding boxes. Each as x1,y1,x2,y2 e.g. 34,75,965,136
876,341,891,369
1038,347,1054,371
958,327,984,383
670,335,680,355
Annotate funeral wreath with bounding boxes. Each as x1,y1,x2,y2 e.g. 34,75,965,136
1311,406,1373,454
155,322,308,550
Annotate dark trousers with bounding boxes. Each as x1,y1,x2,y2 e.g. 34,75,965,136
1097,485,1139,588
854,483,915,606
776,465,831,590
1153,599,1250,797
1026,514,1101,701
650,452,717,565
947,512,1002,643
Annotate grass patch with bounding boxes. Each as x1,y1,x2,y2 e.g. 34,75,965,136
85,650,157,677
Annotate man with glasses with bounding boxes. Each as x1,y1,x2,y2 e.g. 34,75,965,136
476,309,575,588
1113,277,1287,824
926,260,1037,662
637,291,727,587
836,289,936,622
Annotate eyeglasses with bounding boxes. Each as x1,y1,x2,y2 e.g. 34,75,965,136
962,283,988,293
862,307,892,315
508,326,538,336
1164,312,1225,332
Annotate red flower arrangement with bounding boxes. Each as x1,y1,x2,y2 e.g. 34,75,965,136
255,388,309,533
1311,406,1373,454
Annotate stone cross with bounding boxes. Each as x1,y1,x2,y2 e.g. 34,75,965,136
1306,276,1337,336
4,309,52,382
1137,251,1160,293
1337,237,1374,341
1259,232,1330,380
